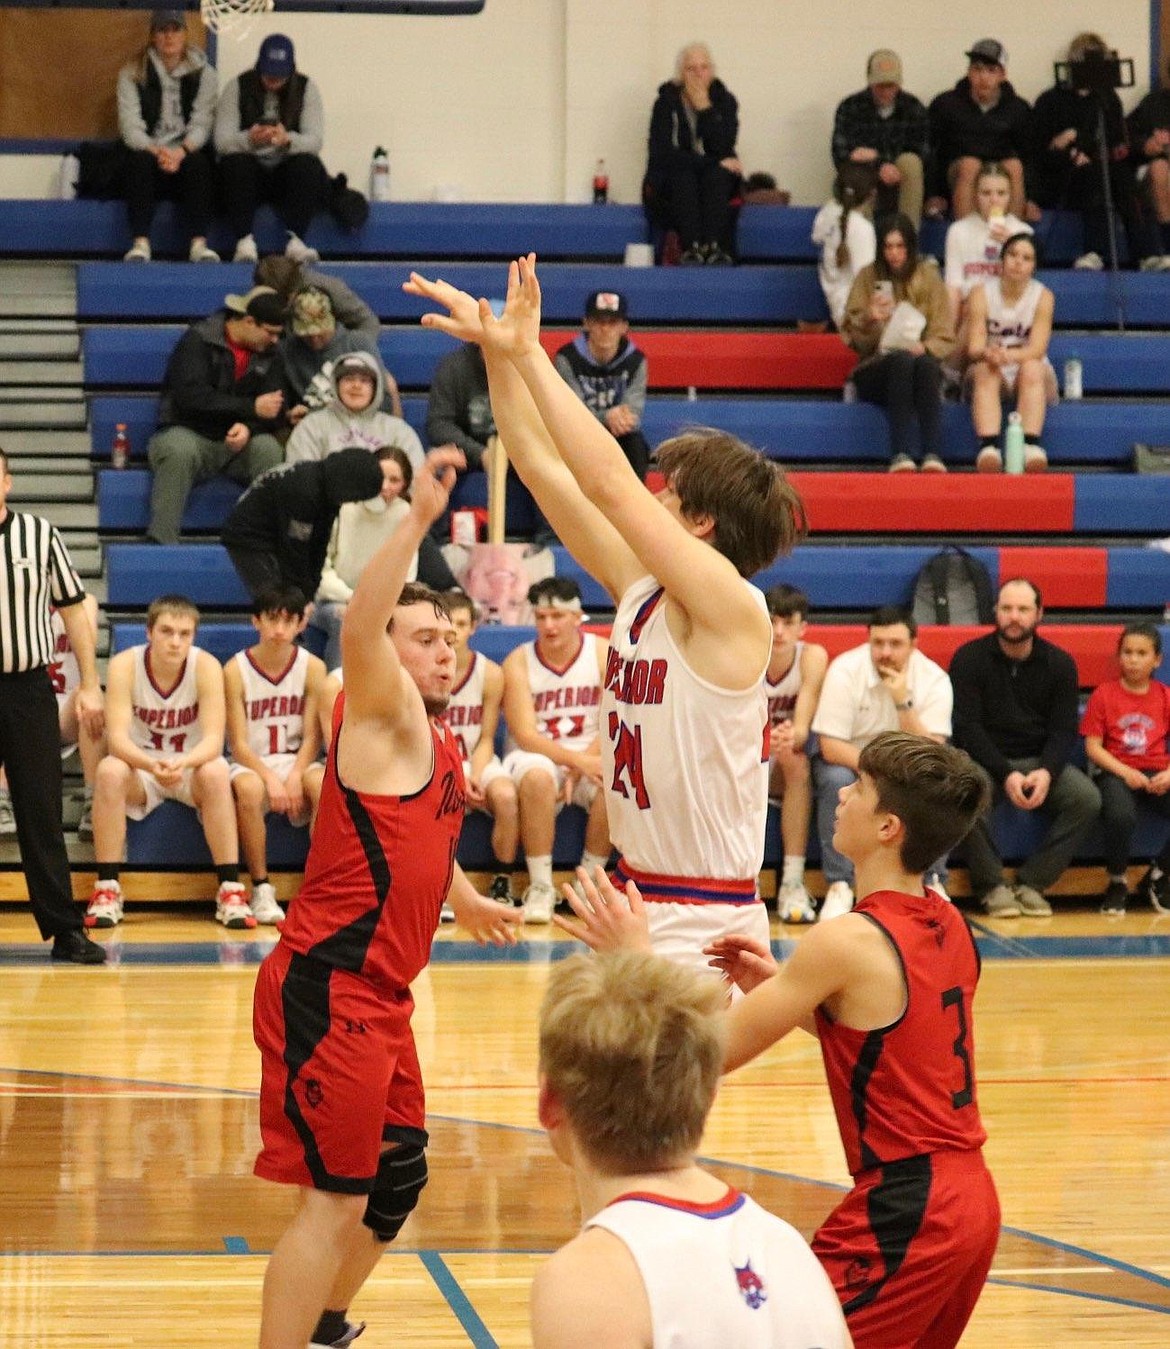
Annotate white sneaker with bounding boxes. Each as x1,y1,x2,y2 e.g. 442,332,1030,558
778,882,816,924
0,792,15,836
1073,251,1104,271
311,1321,366,1348
439,901,456,923
818,881,855,922
123,239,151,262
85,880,123,929
215,881,257,930
976,446,1002,473
521,881,556,924
188,239,220,263
249,881,285,926
232,234,259,264
1024,444,1048,473
285,232,320,264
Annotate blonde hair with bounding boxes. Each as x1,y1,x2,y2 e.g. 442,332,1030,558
674,42,714,82
540,952,727,1174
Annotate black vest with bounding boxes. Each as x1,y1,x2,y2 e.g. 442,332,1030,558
237,68,307,133
136,61,203,137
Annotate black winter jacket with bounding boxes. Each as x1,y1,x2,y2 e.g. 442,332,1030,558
645,77,739,185
158,312,285,440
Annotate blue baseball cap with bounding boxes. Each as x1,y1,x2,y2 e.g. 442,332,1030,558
257,33,295,79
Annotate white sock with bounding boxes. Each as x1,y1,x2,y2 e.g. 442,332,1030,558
527,855,553,889
781,855,806,888
579,851,609,882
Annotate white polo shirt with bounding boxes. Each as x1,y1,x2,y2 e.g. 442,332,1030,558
812,643,953,750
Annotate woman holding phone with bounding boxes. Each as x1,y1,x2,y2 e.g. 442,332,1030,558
842,214,955,472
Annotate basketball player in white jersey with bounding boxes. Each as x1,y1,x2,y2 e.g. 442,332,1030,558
444,590,519,907
501,577,609,923
533,949,852,1349
88,594,249,931
764,585,827,925
405,257,804,969
225,584,327,927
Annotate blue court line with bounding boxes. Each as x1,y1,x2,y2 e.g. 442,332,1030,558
419,1249,498,1347
985,1277,1170,1317
999,1224,1170,1292
223,1236,251,1254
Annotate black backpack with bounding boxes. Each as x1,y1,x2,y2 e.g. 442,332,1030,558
911,546,994,626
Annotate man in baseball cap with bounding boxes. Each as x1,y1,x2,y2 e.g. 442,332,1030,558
831,48,929,225
552,292,650,479
926,38,1034,220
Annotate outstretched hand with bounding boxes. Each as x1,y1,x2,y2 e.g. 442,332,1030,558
404,253,544,360
553,865,652,953
704,933,778,995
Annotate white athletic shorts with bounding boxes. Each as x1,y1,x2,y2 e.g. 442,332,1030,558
463,754,509,813
645,899,772,980
126,759,223,821
501,748,600,810
229,752,313,827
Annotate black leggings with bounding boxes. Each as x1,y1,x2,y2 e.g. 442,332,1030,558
122,147,214,239
1096,770,1170,874
852,350,943,463
217,152,329,238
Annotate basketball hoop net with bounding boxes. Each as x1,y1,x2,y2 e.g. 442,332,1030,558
200,0,275,36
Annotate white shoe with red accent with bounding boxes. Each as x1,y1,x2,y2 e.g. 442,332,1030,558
85,880,124,929
215,882,256,930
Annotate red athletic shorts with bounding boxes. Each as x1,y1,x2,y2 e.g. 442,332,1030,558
813,1149,1000,1349
252,942,425,1192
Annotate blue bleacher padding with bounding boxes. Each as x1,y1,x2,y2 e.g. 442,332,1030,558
1048,334,1170,394
111,622,324,662
125,799,309,867
1074,476,1170,533
107,544,249,607
1103,548,1170,607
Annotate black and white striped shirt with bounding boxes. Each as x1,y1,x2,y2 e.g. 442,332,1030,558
0,510,86,674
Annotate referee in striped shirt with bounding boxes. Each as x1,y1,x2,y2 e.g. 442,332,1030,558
0,448,106,962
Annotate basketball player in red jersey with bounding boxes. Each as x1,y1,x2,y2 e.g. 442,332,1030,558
251,446,521,1349
563,733,998,1349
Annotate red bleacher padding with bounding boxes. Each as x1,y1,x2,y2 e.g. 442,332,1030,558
539,330,857,390
997,546,1108,608
787,473,1077,534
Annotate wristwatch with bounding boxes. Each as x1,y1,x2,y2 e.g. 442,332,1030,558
894,697,913,710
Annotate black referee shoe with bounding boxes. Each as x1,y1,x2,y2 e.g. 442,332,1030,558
51,929,107,964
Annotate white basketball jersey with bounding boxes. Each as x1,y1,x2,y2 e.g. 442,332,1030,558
506,633,601,756
129,645,204,758
984,277,1044,352
765,642,803,727
446,652,491,760
603,577,768,896
232,647,310,758
47,609,79,708
586,1188,849,1349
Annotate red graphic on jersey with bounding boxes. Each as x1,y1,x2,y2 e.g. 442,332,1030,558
608,712,650,809
733,1259,768,1310
148,731,187,754
47,662,66,695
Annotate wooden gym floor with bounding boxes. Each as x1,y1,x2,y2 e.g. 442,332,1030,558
0,902,1168,1346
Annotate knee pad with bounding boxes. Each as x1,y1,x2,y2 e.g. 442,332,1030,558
362,1143,427,1243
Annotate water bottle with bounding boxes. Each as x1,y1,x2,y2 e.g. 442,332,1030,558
1063,356,1083,400
111,422,129,470
592,158,609,205
1004,412,1025,475
369,146,390,202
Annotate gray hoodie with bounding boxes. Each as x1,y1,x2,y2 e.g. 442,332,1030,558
284,350,423,472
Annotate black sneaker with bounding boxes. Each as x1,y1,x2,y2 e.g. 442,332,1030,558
51,929,107,964
1140,866,1170,914
1099,880,1128,915
488,874,513,906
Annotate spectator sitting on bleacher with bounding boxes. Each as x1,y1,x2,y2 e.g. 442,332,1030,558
213,33,327,266
1126,58,1170,266
224,584,326,929
87,594,252,932
221,446,385,606
831,48,929,228
1030,32,1166,273
254,254,379,344
553,290,650,480
950,578,1101,919
146,284,286,546
286,351,419,468
811,163,877,329
841,214,955,473
643,42,742,265
811,605,953,922
117,9,218,264
280,288,397,427
926,39,1034,221
1082,623,1170,915
966,232,1056,473
426,339,493,475
764,585,827,926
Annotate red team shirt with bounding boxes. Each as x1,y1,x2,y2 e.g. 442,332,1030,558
1080,679,1170,773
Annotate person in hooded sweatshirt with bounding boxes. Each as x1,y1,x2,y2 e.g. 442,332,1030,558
221,447,387,606
116,10,218,264
284,351,422,471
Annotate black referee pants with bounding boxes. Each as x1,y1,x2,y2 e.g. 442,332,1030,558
0,669,82,939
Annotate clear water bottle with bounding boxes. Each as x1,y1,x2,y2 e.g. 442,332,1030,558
592,158,609,205
111,422,129,470
369,146,390,202
1063,356,1083,400
1004,411,1025,475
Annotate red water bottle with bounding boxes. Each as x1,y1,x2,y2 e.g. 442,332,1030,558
111,422,129,469
592,158,609,205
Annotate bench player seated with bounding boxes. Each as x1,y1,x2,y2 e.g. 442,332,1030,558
443,590,520,911
87,595,252,930
501,577,610,923
225,584,327,927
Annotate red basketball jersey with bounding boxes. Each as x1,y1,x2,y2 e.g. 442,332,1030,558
279,690,465,996
815,891,987,1176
